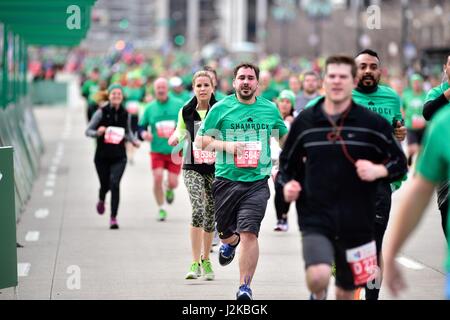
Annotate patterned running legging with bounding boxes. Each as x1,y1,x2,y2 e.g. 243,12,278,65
183,170,215,233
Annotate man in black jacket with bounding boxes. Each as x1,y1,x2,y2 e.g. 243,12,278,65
278,55,407,300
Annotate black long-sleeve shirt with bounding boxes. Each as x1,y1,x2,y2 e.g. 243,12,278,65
423,93,449,120
278,98,407,239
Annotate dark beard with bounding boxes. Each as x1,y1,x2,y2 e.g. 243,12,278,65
237,88,255,100
356,79,378,94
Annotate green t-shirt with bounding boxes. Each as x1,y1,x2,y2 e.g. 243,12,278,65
198,95,288,182
402,89,427,129
82,80,99,105
352,85,403,124
214,90,227,101
416,107,450,271
305,86,402,123
425,82,450,117
169,90,191,105
124,86,145,102
139,97,184,155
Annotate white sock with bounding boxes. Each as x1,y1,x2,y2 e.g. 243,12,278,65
159,204,167,212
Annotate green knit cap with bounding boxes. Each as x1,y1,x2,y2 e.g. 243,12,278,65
108,83,124,93
278,89,296,107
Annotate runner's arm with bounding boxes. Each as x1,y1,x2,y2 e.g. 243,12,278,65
423,93,449,120
85,109,103,137
277,120,305,186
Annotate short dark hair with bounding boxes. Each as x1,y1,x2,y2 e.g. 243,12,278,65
302,70,320,80
203,65,217,80
355,49,380,62
233,62,260,81
325,55,357,78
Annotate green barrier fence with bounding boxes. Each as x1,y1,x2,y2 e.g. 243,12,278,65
0,0,96,291
30,81,68,105
0,146,18,291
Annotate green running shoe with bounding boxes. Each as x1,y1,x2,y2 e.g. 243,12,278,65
158,209,167,221
185,262,201,280
165,189,175,204
201,258,215,281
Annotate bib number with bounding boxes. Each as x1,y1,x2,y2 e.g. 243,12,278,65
104,126,125,144
193,144,216,164
411,115,425,129
234,141,262,168
155,120,176,138
345,240,378,286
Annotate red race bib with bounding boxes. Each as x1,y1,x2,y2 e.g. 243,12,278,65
193,145,216,164
411,115,426,129
234,141,262,168
345,240,378,286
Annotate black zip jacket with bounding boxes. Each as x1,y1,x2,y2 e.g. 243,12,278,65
85,103,134,160
181,94,217,175
278,97,407,240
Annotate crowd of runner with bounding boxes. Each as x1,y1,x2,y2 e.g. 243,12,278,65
79,47,450,300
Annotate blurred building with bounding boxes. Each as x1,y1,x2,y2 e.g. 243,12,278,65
82,0,450,71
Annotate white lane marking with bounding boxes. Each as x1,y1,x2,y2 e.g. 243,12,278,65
43,189,54,197
25,231,40,242
45,180,55,188
35,209,49,219
18,263,31,277
47,173,57,181
52,158,61,165
396,256,425,270
49,166,58,173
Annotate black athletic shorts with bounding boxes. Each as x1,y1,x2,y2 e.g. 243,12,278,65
302,231,374,291
212,176,270,239
407,128,425,145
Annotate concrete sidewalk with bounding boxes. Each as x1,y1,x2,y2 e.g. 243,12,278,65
0,101,447,300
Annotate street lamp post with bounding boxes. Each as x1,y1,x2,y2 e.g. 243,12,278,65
301,0,332,58
271,0,296,60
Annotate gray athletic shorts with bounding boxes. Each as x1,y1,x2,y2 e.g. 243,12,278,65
212,177,270,239
302,231,374,290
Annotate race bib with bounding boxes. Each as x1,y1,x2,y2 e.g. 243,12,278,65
104,126,125,144
193,144,216,164
345,240,378,286
411,115,426,129
126,101,140,115
155,120,176,138
234,141,262,168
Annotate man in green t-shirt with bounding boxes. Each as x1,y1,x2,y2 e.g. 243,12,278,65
384,106,450,300
422,54,450,240
195,63,288,300
353,49,407,301
402,74,427,166
139,77,184,221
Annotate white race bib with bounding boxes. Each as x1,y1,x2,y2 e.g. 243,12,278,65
155,120,176,138
104,126,125,144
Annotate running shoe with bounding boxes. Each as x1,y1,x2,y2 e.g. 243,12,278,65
185,262,201,279
274,219,288,232
201,258,215,281
165,189,175,204
219,243,237,266
110,217,119,229
236,284,253,300
158,209,167,221
96,201,105,215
